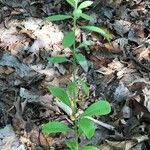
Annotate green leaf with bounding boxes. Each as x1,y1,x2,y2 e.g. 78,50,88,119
81,100,111,117
81,26,112,41
79,79,89,96
78,1,93,9
78,40,95,48
48,86,71,107
78,125,83,136
73,8,82,19
81,13,93,21
75,53,88,72
48,56,68,64
80,146,99,150
79,118,96,139
67,81,77,97
66,0,75,7
46,15,72,21
66,139,78,150
42,121,71,133
63,32,75,48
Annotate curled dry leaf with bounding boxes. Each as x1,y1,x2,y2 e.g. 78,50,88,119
129,99,150,123
0,53,35,78
104,38,128,53
143,88,150,112
114,81,130,102
107,59,124,71
133,46,150,62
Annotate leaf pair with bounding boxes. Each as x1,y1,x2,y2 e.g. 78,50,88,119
73,1,93,19
46,85,111,130
42,100,108,141
78,100,111,139
66,139,99,150
66,0,93,9
46,1,94,22
62,27,112,50
42,121,99,150
63,31,89,72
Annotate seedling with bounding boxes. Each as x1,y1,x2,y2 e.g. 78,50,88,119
42,0,112,150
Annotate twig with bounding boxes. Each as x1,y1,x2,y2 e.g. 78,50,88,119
84,116,115,131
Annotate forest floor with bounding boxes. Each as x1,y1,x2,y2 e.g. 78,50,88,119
0,0,150,150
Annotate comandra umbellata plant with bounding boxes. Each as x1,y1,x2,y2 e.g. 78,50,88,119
42,0,112,149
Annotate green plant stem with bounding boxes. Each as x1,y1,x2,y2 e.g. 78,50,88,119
72,2,79,149
72,18,79,150
72,17,77,114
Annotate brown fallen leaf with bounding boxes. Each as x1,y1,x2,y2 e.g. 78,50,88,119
104,38,128,53
39,132,55,150
0,66,15,74
129,98,150,123
105,135,149,150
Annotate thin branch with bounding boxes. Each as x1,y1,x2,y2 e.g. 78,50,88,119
84,116,115,131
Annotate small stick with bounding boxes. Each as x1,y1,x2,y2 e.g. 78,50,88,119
84,116,115,131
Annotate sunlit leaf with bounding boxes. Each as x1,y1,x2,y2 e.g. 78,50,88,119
48,86,71,107
81,13,93,21
75,53,89,72
66,0,76,7
66,139,78,150
78,1,93,9
46,15,72,21
81,26,112,41
81,100,111,117
48,56,68,64
80,146,99,150
79,118,95,139
42,121,71,133
63,32,75,48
